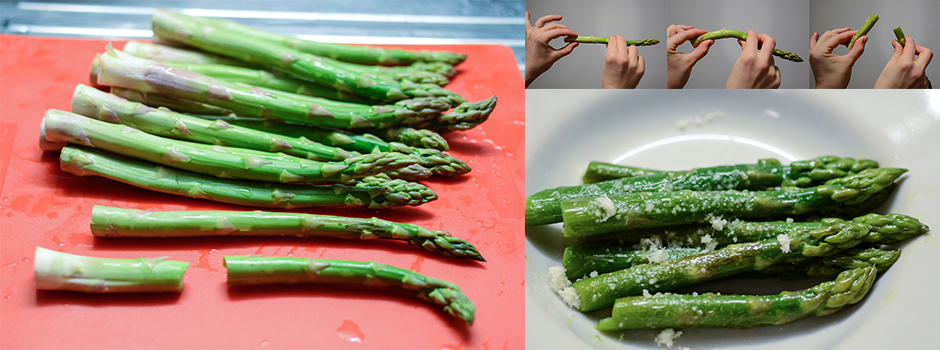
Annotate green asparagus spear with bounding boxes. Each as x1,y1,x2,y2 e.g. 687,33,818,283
582,161,664,183
563,36,659,46
34,247,188,293
44,110,413,184
357,127,449,151
528,157,880,226
152,10,469,105
91,206,484,261
893,27,906,47
848,14,879,50
595,266,877,330
109,86,238,116
223,256,475,324
581,157,878,184
691,29,804,62
753,247,899,279
122,40,261,68
60,145,435,209
567,214,926,311
561,168,905,238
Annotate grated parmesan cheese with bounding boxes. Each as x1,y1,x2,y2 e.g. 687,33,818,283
548,266,581,309
786,217,794,224
654,328,683,348
592,196,616,223
777,234,792,253
708,215,728,231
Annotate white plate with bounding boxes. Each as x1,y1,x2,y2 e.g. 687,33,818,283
525,90,940,350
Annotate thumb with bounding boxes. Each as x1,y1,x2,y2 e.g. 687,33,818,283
845,36,867,61
887,40,903,63
687,40,712,62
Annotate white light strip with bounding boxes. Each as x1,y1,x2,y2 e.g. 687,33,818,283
6,25,152,38
17,2,522,25
611,134,797,164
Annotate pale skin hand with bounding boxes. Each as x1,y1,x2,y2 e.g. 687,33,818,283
667,24,713,89
726,30,780,89
874,36,933,89
524,11,579,87
602,35,645,89
810,28,867,89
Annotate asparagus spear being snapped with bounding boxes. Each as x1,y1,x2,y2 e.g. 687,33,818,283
223,256,476,325
564,36,659,46
34,247,188,293
91,206,484,261
561,168,905,238
893,26,906,47
849,14,879,50
59,146,436,209
691,29,804,62
596,266,877,330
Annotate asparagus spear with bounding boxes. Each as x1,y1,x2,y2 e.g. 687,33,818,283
582,161,664,184
151,10,470,105
893,26,906,47
567,214,926,311
691,29,804,62
595,266,877,330
122,40,260,68
581,157,878,184
223,256,475,324
848,14,879,50
34,247,188,293
91,206,484,261
60,145,436,209
563,36,660,46
560,168,905,238
753,247,899,279
527,157,880,226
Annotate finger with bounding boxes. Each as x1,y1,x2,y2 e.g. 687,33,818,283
773,65,781,87
744,30,759,53
687,39,713,62
554,42,579,58
525,11,532,29
901,36,916,61
638,55,646,73
823,31,858,51
914,45,933,71
676,28,708,45
667,24,681,37
758,33,776,60
627,44,639,63
810,31,819,48
539,22,572,32
845,35,867,61
611,35,626,56
542,28,579,41
535,14,563,28
886,40,903,64
818,27,850,44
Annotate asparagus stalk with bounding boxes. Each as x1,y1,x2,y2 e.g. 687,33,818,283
848,14,879,50
581,157,878,184
691,28,804,62
893,26,906,47
563,36,660,46
754,247,899,279
596,266,877,330
527,157,880,226
582,161,664,183
356,127,450,151
59,145,436,209
223,256,475,324
560,168,905,238
34,247,188,293
91,206,484,261
567,214,926,311
122,40,260,68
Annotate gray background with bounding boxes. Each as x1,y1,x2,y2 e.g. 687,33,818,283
810,0,939,89
667,0,811,89
525,0,667,89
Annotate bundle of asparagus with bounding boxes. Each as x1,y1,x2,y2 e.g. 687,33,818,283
528,157,927,334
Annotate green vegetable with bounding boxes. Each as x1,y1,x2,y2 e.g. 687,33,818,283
753,247,899,279
122,40,261,68
59,145,436,209
34,247,188,293
560,168,905,238
582,161,663,184
595,266,877,330
223,255,475,324
91,205,484,261
848,14,879,50
691,28,804,62
894,26,906,47
581,157,877,184
563,36,660,46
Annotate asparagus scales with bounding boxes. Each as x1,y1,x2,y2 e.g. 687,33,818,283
34,247,188,293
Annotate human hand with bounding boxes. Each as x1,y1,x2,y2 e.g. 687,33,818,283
525,11,579,87
667,24,713,89
874,36,933,89
810,28,867,89
602,35,645,89
726,30,780,89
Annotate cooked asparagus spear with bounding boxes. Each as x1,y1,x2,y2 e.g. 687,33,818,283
91,206,484,261
34,247,188,293
563,36,659,46
561,168,905,238
223,256,475,324
849,14,879,50
595,266,877,330
59,145,436,209
581,157,878,184
753,247,899,279
582,161,663,184
691,28,804,62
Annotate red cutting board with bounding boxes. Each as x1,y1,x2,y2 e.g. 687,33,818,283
0,35,524,349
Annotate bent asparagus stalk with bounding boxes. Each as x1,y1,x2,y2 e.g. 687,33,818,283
596,266,877,330
223,256,475,324
691,28,803,62
91,206,484,261
561,168,905,238
563,36,660,46
848,14,879,50
34,247,188,293
59,146,436,209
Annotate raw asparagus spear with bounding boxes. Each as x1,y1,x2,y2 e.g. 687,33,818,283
849,14,879,50
528,157,880,226
34,247,188,293
122,40,260,68
152,10,469,105
223,256,475,324
582,161,663,183
560,168,905,238
43,110,412,184
595,266,877,330
91,206,484,261
356,127,449,151
568,214,926,311
691,28,804,62
581,157,878,184
563,36,660,46
59,146,436,209
110,87,237,116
